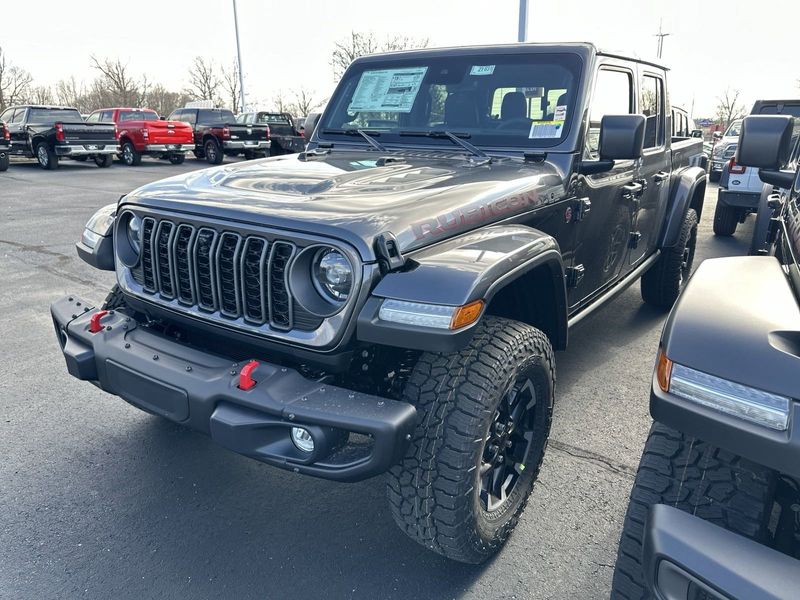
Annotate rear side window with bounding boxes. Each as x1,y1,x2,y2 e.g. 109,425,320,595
641,74,665,148
28,108,83,123
85,112,101,123
198,109,235,124
587,68,633,157
99,110,115,122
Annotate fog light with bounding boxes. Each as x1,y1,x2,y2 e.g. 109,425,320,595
291,427,315,453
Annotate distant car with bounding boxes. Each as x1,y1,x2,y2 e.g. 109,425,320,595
238,111,305,155
709,119,741,182
87,108,195,166
0,121,10,171
168,107,271,164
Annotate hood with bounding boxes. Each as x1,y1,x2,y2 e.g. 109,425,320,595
123,151,567,260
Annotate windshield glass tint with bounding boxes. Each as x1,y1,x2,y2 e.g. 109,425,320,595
199,109,235,124
29,108,83,123
120,111,158,122
319,52,581,149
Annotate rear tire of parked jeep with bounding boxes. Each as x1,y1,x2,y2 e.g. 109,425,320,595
121,142,142,166
387,316,554,564
0,153,8,171
641,209,697,310
204,139,223,165
713,201,738,236
610,421,775,600
36,143,58,170
94,154,113,168
169,153,185,165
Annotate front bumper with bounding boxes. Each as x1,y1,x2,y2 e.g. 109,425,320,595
643,504,800,599
718,188,760,208
51,295,416,482
55,144,120,156
143,143,193,153
223,140,271,150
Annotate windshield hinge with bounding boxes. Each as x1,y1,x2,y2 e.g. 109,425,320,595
524,152,547,163
374,232,405,274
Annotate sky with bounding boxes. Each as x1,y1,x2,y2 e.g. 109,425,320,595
1,0,798,118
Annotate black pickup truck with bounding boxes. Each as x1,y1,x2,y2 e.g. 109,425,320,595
0,120,9,171
612,115,800,600
53,43,706,564
167,107,270,164
237,111,306,156
0,105,118,169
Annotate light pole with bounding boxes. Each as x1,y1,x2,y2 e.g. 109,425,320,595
232,0,247,112
655,19,671,59
518,0,528,43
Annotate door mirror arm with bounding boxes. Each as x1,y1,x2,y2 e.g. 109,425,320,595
576,159,615,175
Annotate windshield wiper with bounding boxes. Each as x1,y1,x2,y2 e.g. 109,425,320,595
321,128,386,151
399,130,489,161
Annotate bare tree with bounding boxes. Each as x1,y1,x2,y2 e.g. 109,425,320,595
28,85,55,105
714,88,746,129
186,57,220,104
0,46,34,111
147,83,192,117
287,88,324,117
55,77,86,109
221,60,241,112
90,56,141,106
271,90,290,112
330,31,428,81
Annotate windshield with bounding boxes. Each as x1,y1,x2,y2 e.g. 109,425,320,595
318,52,582,150
198,109,236,124
119,110,158,122
255,113,291,125
28,108,83,123
725,120,742,137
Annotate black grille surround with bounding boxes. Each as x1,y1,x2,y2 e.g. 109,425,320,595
119,210,361,341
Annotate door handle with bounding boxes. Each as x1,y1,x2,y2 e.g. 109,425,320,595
654,171,669,184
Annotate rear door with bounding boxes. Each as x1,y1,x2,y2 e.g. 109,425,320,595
1,107,27,153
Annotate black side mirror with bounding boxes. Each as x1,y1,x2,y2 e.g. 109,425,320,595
737,115,795,188
304,112,322,141
599,114,646,161
691,129,703,138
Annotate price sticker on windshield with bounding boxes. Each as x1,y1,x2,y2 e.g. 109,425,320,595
529,120,565,139
470,65,495,76
348,67,428,113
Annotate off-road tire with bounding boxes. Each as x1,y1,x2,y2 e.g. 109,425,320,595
94,154,113,168
0,153,8,171
121,142,142,166
36,143,58,170
641,208,697,309
204,139,223,165
611,421,775,599
387,316,554,564
101,284,127,311
713,201,738,236
168,153,185,165
709,170,720,183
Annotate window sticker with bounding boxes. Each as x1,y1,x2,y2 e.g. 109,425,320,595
348,67,428,113
529,120,564,139
470,65,495,76
554,105,568,121
524,87,545,98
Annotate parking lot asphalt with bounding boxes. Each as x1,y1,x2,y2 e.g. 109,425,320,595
0,157,753,600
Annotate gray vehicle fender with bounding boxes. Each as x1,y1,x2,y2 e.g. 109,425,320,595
659,166,707,249
358,224,567,352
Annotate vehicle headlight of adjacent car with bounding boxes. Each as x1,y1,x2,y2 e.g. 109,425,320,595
656,351,791,431
81,203,117,249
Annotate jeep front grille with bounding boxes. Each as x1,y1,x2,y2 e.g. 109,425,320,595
131,216,321,332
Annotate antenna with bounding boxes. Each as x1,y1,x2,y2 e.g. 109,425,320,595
654,19,671,59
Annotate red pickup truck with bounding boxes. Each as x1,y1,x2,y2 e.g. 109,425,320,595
86,108,194,166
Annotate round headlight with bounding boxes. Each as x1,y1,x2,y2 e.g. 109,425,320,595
127,215,142,254
313,248,352,301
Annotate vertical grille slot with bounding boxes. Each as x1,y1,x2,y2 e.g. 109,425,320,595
240,237,268,323
141,217,157,292
268,241,296,330
193,228,218,311
154,220,176,298
215,232,243,318
173,224,196,305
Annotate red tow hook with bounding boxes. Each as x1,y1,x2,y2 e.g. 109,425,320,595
88,310,109,333
238,360,260,390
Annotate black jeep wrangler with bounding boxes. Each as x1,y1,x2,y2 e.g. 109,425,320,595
612,115,800,599
53,43,706,564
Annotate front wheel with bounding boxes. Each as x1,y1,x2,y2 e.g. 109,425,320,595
204,139,223,165
36,143,58,170
641,208,698,309
94,154,113,168
713,201,739,236
168,153,185,165
387,316,554,564
0,153,8,171
611,422,775,599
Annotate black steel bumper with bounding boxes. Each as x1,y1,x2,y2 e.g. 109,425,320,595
51,295,416,482
643,504,800,600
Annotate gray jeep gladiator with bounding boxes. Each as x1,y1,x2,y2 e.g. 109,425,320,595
612,115,800,599
52,43,706,564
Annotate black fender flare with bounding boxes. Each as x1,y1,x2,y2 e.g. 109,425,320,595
356,224,567,352
659,166,707,249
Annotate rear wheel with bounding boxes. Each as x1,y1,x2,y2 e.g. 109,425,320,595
713,201,739,236
641,208,697,309
387,316,554,564
36,143,58,170
611,421,776,599
709,170,721,183
121,142,142,166
204,139,223,165
168,153,185,165
0,153,8,171
94,154,113,168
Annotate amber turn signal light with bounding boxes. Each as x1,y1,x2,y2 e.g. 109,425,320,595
450,300,484,330
656,349,673,393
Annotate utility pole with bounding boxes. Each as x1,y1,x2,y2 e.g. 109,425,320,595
518,0,528,43
654,19,671,59
232,0,247,112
